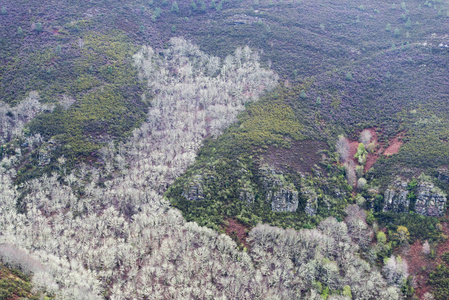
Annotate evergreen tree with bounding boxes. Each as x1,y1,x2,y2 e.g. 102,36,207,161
190,0,197,11
171,1,179,13
35,22,43,32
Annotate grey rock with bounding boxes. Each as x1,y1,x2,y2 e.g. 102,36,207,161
302,187,318,216
269,188,299,212
239,187,255,204
260,165,299,212
182,175,204,201
383,181,409,213
438,167,449,184
415,182,447,217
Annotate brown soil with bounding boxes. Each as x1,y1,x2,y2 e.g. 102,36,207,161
364,153,378,172
348,141,360,164
364,128,382,172
345,128,404,174
224,218,250,249
384,137,403,156
402,240,433,298
401,223,449,299
262,140,328,174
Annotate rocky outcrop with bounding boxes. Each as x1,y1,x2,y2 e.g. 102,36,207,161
383,181,409,213
438,167,449,184
302,186,318,216
239,187,255,204
38,139,58,166
182,175,204,201
259,165,299,213
269,188,299,212
415,182,447,217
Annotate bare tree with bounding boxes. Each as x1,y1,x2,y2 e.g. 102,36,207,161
359,129,372,147
336,135,350,162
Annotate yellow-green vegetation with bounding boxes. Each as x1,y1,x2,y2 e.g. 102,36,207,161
0,264,40,300
75,32,140,86
237,101,303,146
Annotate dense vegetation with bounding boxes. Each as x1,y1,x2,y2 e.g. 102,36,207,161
0,0,448,298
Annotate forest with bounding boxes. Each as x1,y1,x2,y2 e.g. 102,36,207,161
0,0,448,299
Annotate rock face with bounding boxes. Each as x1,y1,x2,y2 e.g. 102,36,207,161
438,167,449,184
268,188,299,212
415,182,447,217
182,175,204,201
302,186,318,216
239,187,255,204
259,165,299,213
383,181,409,213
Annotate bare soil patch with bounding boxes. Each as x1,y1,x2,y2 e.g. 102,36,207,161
402,240,433,298
262,140,328,173
401,223,449,299
384,137,403,156
224,219,250,249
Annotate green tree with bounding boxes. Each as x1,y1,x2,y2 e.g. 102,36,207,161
377,231,387,244
405,18,412,28
171,1,179,13
17,27,23,35
216,0,223,11
152,7,162,21
345,72,353,81
198,0,206,11
35,22,43,32
395,226,410,245
342,285,352,298
190,0,197,11
354,143,367,165
385,23,391,31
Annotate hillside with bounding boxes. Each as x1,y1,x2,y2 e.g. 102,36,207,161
0,0,449,298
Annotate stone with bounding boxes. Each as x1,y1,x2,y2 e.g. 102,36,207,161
383,180,409,213
182,175,204,201
239,187,255,204
415,182,447,217
259,165,299,212
438,167,449,184
302,186,318,216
